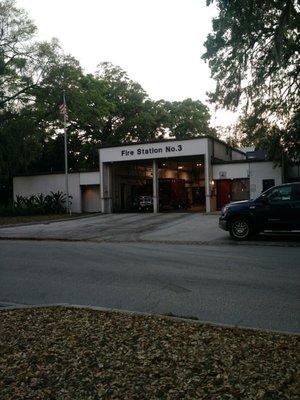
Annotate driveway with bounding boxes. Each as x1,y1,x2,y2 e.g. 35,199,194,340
0,213,299,246
141,213,300,246
0,213,188,241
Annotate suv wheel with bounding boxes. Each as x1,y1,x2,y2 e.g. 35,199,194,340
229,218,251,240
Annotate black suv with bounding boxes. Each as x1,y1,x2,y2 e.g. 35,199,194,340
219,182,300,240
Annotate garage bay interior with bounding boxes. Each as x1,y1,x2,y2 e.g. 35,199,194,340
110,155,206,212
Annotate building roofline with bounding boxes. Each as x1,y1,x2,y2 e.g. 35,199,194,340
14,138,248,178
13,169,99,178
212,137,246,155
100,135,246,156
212,159,273,165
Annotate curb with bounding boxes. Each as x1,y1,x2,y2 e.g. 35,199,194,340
1,302,298,336
133,238,300,248
0,236,299,248
0,213,102,229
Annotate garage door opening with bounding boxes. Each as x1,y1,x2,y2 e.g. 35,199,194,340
111,155,205,212
81,185,101,212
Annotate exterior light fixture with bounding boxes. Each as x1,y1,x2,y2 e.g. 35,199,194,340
210,180,215,186
178,166,183,170
196,163,202,167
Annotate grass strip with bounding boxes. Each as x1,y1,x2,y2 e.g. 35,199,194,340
0,214,82,226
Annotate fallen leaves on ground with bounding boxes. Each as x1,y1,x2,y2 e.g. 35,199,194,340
0,307,299,399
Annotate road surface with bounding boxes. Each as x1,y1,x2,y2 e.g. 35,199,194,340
0,240,299,333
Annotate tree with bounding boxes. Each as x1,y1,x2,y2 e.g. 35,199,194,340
164,98,214,139
95,63,214,143
0,0,110,177
0,0,62,110
30,62,151,172
0,0,72,198
94,62,150,145
203,0,300,161
132,99,169,142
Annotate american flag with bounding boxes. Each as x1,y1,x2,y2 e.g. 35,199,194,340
59,101,68,121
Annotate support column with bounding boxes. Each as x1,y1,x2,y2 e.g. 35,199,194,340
152,159,159,213
100,162,112,213
204,139,213,213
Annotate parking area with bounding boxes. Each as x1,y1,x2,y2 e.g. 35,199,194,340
0,213,299,245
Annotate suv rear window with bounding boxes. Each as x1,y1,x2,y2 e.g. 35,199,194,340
267,185,292,202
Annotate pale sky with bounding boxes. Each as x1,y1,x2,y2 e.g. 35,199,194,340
16,0,238,127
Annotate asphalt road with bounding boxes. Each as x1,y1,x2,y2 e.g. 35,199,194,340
1,240,299,333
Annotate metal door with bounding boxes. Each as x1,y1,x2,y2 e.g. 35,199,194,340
216,180,231,210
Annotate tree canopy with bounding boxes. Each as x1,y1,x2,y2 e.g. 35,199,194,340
0,0,62,110
203,0,300,162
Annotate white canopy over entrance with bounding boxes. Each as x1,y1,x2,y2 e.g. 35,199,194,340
99,138,213,213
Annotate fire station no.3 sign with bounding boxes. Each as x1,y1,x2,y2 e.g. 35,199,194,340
99,138,208,162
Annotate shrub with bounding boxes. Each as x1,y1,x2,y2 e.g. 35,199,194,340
46,191,69,214
0,191,72,216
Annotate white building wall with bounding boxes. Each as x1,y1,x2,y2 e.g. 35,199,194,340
249,162,282,198
80,171,100,185
213,164,248,180
231,150,246,161
213,161,282,199
13,173,82,212
213,141,231,161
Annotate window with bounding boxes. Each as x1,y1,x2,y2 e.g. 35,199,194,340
267,185,292,202
262,179,275,192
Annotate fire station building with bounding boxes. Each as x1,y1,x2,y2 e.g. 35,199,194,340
13,137,286,213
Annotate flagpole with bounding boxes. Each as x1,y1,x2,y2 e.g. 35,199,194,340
63,91,70,215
